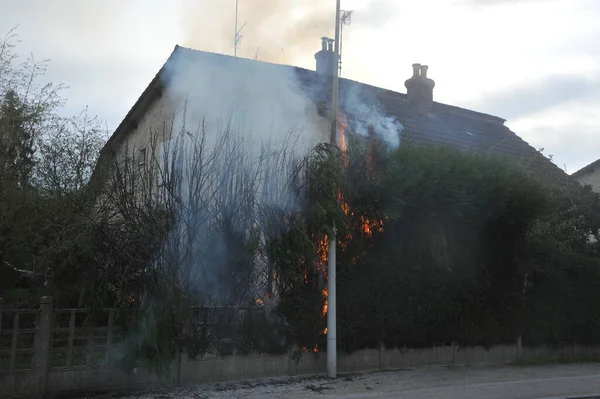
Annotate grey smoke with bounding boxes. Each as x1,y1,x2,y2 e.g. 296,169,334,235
153,49,326,305
162,50,325,151
178,0,401,66
179,0,335,65
149,23,409,304
341,82,404,148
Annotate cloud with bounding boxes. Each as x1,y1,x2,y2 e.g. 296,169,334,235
459,0,553,6
505,99,600,172
469,74,600,120
349,0,400,28
3,0,600,172
513,122,600,173
0,0,179,130
468,71,600,170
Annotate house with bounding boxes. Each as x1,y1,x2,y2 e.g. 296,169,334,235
95,38,575,191
571,159,600,192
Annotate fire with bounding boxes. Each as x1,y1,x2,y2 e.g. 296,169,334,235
255,298,264,306
360,216,384,237
339,192,351,216
316,235,329,276
304,113,384,352
339,115,348,153
300,345,321,353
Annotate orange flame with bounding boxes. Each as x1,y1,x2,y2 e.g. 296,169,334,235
339,115,348,152
316,236,329,276
360,216,384,237
338,191,353,216
300,345,321,353
322,287,328,317
256,298,264,306
340,196,351,216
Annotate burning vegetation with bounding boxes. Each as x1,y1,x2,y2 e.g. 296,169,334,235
299,114,386,353
99,90,591,370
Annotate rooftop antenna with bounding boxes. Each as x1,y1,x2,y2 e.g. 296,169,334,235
339,10,353,76
234,0,247,57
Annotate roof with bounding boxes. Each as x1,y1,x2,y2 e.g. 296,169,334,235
97,45,577,192
572,158,600,179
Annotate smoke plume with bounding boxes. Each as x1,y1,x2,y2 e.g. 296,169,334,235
342,82,404,148
179,0,336,66
163,49,325,150
152,46,327,305
150,1,406,306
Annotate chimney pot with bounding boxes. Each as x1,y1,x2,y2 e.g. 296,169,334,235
421,65,429,78
321,37,328,51
412,63,422,77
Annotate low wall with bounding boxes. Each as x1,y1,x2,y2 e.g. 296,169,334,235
5,342,600,398
4,298,600,398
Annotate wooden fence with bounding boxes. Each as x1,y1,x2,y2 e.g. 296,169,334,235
0,296,123,398
0,297,257,398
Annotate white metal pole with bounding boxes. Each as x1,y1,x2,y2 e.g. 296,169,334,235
327,0,341,380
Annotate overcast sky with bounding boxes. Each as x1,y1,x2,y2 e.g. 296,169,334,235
1,0,598,173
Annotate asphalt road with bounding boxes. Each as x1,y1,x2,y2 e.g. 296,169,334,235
121,363,600,399
321,374,600,399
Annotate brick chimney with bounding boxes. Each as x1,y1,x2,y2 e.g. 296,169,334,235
315,37,338,76
405,63,436,113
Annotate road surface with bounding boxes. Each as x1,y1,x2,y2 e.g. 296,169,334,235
120,363,600,399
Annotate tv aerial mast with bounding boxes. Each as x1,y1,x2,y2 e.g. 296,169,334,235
234,0,247,57
338,10,353,75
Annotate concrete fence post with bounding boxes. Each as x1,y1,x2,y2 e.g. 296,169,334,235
451,341,457,364
288,345,298,377
0,297,4,336
517,335,523,359
33,296,53,399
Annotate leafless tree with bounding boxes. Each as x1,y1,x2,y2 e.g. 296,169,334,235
91,106,311,365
